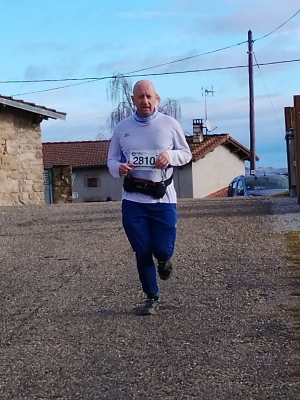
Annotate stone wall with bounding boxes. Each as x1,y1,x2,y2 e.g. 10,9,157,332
0,107,45,206
52,165,73,204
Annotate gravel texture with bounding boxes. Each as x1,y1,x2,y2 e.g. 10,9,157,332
0,197,300,399
267,196,300,232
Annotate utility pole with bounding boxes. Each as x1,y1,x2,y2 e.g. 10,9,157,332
248,30,256,174
284,106,296,197
294,95,300,203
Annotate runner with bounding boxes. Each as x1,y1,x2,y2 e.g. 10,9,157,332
107,80,192,315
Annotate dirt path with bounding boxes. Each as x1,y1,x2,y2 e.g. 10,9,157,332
0,198,299,399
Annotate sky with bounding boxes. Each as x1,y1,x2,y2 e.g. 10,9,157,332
0,0,300,168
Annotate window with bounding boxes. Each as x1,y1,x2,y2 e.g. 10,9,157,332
236,179,244,195
245,175,288,190
231,180,237,196
87,177,98,187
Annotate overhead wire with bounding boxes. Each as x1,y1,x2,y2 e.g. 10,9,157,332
11,79,108,96
5,8,300,87
123,40,249,75
9,58,300,97
112,6,299,75
4,41,250,87
1,58,299,85
253,54,285,136
254,8,300,42
4,7,300,97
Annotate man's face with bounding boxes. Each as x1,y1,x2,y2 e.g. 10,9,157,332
132,81,157,117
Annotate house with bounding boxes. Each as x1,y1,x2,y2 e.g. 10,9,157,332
43,140,111,204
186,134,257,198
0,94,66,206
42,122,256,203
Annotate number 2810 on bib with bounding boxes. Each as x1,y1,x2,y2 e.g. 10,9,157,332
130,150,159,170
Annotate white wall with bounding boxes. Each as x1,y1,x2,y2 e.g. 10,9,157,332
72,167,122,202
70,146,245,202
173,162,193,198
192,145,245,198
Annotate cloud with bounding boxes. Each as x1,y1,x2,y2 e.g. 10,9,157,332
94,59,135,75
205,1,300,35
24,65,51,80
115,11,177,19
89,43,118,52
16,42,69,55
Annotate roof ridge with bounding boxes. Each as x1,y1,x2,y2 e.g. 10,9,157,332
43,139,110,144
0,94,66,120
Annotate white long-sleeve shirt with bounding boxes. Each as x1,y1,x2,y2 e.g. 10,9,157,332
107,111,192,203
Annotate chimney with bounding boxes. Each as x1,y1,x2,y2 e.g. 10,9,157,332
192,119,204,144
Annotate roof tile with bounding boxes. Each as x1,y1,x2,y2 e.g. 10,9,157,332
205,186,228,198
43,141,110,168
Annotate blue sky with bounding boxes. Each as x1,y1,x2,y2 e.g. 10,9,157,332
0,0,299,168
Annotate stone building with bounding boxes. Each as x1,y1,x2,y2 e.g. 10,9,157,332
0,95,66,206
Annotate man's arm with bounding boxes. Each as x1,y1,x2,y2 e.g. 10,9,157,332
107,130,134,177
166,124,192,167
107,131,123,178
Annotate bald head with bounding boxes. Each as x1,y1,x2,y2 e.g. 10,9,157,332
133,80,155,94
132,80,160,117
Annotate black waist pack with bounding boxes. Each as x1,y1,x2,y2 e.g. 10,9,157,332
123,174,173,199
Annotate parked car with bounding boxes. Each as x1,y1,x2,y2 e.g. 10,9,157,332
227,174,289,197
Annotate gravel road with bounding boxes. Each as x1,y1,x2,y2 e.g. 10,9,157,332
268,196,300,232
0,197,300,399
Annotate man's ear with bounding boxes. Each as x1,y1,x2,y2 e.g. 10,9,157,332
155,93,161,107
131,95,135,105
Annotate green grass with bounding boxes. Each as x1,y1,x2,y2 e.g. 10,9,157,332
284,231,300,341
283,233,300,377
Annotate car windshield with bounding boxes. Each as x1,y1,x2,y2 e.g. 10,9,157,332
244,175,289,191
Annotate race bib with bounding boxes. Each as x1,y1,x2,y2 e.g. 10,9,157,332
130,150,159,170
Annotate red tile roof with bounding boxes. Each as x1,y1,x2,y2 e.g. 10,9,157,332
0,94,66,120
43,141,110,168
186,134,256,162
205,186,229,198
42,134,255,168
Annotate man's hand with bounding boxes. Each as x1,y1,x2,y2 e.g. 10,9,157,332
119,163,134,177
155,151,170,169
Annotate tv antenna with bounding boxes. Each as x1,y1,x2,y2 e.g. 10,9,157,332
202,86,215,134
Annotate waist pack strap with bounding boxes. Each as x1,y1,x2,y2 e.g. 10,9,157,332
132,174,173,187
162,174,173,186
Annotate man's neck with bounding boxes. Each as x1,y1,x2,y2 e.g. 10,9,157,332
134,108,158,123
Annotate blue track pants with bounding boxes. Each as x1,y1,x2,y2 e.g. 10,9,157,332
122,200,177,299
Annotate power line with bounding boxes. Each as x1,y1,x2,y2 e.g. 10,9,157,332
2,40,249,86
4,8,299,89
125,40,249,75
2,12,295,88
254,9,300,42
62,8,300,79
0,77,100,84
9,58,300,97
253,53,284,136
6,7,300,97
10,79,103,96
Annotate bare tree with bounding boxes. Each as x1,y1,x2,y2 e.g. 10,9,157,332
106,74,181,132
96,125,110,140
159,98,181,121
